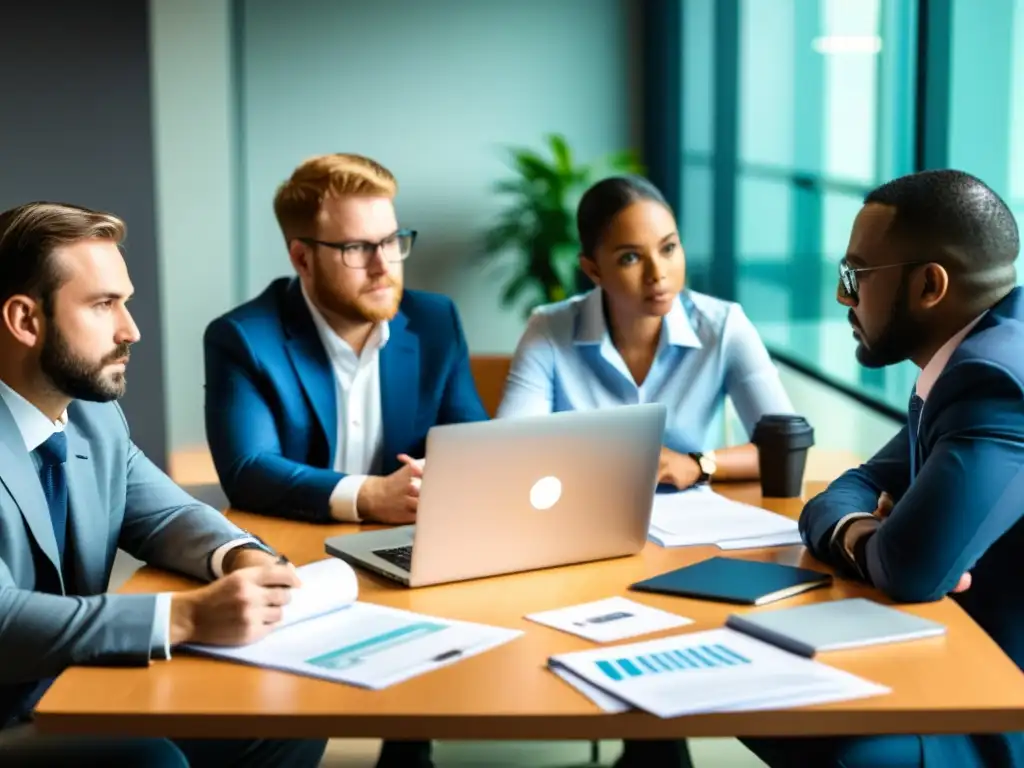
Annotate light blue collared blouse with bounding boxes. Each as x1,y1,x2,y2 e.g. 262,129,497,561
496,288,794,453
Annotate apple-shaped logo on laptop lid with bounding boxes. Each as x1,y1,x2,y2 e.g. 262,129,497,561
530,476,562,510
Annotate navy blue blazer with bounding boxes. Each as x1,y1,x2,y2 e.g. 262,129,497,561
203,277,488,522
801,286,1024,765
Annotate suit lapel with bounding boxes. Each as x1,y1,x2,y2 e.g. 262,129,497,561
282,280,338,465
379,310,419,463
0,399,61,580
64,420,105,594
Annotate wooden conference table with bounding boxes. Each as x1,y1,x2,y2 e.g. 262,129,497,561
35,450,1024,741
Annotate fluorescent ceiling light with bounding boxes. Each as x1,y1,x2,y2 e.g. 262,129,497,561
812,35,883,54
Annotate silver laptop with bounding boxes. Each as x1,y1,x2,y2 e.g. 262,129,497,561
324,403,666,587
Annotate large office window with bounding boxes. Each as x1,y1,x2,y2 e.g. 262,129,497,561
670,0,1024,416
673,0,1024,416
948,0,1024,281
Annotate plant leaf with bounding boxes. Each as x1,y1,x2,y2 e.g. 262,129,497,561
512,150,559,184
605,148,645,174
547,134,573,175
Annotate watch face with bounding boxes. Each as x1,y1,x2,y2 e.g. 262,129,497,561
700,455,717,474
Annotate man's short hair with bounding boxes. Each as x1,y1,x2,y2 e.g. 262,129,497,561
865,169,1019,302
273,153,398,242
0,202,126,313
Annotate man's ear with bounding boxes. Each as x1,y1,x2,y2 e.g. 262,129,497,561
288,239,312,279
2,295,44,349
578,253,600,286
918,263,949,309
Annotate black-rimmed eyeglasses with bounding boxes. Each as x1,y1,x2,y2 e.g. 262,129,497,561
838,258,924,301
297,228,417,269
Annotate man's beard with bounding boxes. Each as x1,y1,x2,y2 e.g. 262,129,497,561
852,272,927,369
313,272,403,324
40,325,130,402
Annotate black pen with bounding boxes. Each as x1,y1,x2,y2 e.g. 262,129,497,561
430,649,464,662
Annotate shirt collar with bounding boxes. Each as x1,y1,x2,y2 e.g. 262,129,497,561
916,312,987,401
0,379,67,452
300,282,390,359
574,288,702,349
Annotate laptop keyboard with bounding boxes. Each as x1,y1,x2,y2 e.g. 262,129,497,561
373,545,413,571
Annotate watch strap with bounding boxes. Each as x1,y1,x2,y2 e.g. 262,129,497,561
688,452,712,484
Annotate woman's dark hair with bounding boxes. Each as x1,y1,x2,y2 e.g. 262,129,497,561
576,175,670,256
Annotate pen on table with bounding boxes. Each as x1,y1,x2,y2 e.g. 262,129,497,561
430,649,464,662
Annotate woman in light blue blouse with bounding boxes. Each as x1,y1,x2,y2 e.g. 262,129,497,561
498,175,794,491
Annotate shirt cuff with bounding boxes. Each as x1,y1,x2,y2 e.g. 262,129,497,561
829,513,879,579
209,537,263,579
152,592,173,660
330,475,368,522
827,512,876,552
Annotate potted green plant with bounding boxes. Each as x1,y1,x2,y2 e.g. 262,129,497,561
481,133,644,318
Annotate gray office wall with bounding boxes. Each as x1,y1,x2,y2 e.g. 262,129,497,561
0,1,167,468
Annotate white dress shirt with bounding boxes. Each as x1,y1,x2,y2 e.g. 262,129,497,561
0,380,255,661
301,285,389,522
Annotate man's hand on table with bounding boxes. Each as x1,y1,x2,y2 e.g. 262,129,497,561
841,491,971,594
356,453,424,525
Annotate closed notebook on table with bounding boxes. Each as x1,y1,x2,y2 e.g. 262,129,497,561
629,556,832,606
724,597,947,657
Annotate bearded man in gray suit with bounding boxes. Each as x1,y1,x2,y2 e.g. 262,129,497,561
0,201,327,767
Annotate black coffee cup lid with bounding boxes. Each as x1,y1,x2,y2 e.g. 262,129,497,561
751,413,814,449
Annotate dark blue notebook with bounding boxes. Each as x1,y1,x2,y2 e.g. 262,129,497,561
629,556,832,606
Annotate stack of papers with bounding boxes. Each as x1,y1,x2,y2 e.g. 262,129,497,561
549,627,889,717
648,487,802,549
185,559,522,689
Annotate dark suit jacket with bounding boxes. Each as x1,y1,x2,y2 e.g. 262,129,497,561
203,277,488,522
801,286,1024,766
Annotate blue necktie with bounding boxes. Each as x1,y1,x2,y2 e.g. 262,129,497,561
36,431,68,564
908,392,924,481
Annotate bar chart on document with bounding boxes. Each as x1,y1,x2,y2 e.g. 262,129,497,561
308,619,448,671
595,641,751,681
549,628,889,718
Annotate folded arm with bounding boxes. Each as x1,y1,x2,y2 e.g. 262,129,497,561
204,320,345,522
799,425,911,562
803,364,1024,603
864,366,1024,602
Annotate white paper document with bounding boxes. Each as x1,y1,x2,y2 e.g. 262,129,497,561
548,627,889,719
551,666,631,713
278,558,359,628
187,601,521,689
526,597,693,643
184,558,522,689
648,487,799,548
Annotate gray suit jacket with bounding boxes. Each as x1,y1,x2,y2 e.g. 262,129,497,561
0,397,248,726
